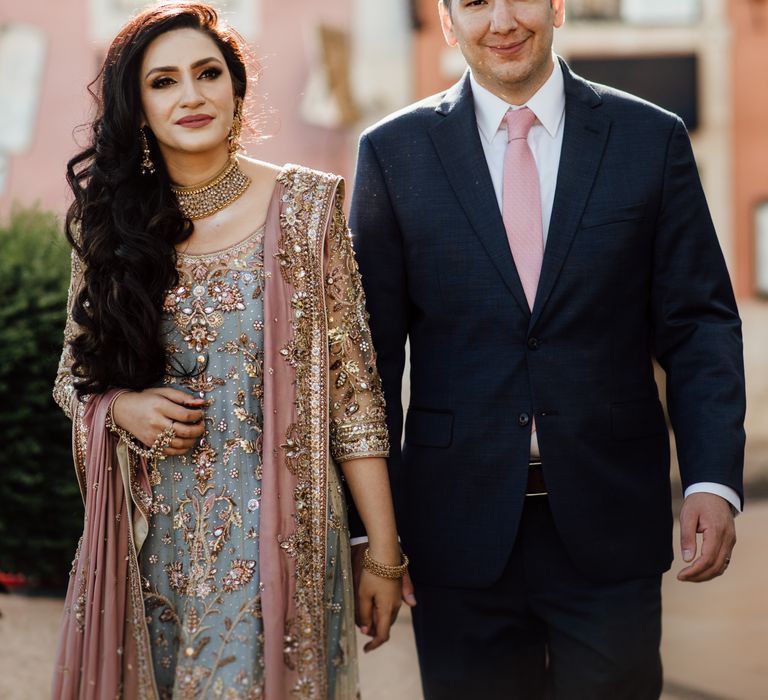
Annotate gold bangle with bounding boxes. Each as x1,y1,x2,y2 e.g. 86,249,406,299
106,408,176,461
362,548,409,580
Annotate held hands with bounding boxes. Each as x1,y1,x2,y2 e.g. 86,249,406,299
351,543,416,653
111,387,205,457
677,492,737,582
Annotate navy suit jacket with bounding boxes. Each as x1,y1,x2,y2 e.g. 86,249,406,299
349,60,745,587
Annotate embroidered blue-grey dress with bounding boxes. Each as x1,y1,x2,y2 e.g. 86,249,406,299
136,181,387,698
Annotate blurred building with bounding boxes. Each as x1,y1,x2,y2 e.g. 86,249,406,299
1,0,767,300
0,0,413,213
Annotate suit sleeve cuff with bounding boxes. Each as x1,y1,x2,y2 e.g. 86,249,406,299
684,482,742,515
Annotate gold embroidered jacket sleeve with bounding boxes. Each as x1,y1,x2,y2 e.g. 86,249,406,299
53,246,86,420
325,190,390,463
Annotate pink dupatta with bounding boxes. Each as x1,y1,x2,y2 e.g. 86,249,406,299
53,390,158,699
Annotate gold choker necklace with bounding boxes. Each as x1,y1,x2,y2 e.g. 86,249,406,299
171,158,251,220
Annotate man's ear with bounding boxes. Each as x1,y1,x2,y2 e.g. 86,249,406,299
552,0,566,29
438,0,458,48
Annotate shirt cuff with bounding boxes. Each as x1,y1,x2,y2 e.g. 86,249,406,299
349,535,401,547
684,482,742,515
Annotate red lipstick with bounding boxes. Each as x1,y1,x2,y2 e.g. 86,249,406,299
176,114,213,127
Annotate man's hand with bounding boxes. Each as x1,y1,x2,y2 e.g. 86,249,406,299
677,492,736,582
351,543,417,612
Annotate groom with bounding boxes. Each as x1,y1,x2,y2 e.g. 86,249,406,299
349,1,745,698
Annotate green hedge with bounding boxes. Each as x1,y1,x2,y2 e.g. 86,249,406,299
0,206,82,588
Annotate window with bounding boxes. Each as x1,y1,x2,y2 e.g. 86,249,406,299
568,0,622,20
569,54,699,131
87,0,260,43
0,23,47,193
568,0,701,24
756,201,768,298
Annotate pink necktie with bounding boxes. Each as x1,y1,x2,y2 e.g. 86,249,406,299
502,107,544,311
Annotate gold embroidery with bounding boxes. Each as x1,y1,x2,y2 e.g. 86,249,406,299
53,249,85,420
73,566,87,633
274,166,387,697
275,167,336,697
324,188,389,462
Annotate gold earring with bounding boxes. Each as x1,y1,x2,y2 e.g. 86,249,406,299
228,98,244,156
139,127,155,175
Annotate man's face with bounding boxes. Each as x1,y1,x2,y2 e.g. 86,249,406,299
439,0,565,104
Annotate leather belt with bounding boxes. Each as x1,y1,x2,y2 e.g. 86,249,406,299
526,459,547,497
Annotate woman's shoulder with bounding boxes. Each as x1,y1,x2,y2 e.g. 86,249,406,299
238,159,344,238
251,161,343,190
237,156,283,186
239,157,342,196
239,157,339,183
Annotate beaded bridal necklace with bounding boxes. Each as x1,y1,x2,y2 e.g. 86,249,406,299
171,157,252,220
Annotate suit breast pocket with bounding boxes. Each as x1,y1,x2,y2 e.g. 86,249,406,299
580,202,646,229
610,398,666,441
405,408,454,448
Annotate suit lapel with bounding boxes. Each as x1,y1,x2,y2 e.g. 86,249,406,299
429,73,530,317
531,62,611,328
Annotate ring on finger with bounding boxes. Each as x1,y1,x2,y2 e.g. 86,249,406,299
153,423,177,457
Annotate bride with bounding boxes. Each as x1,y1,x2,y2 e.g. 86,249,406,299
52,3,404,698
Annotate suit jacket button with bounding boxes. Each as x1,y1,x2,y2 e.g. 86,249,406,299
527,337,540,350
518,413,531,427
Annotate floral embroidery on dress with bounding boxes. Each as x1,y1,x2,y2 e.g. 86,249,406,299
141,227,267,698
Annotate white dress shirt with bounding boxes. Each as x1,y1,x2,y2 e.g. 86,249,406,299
469,59,741,514
470,60,565,243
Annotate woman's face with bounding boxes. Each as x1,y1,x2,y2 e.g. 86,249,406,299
139,27,236,162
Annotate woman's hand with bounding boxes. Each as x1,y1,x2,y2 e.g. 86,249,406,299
352,543,417,608
111,387,205,456
341,456,406,651
356,568,403,653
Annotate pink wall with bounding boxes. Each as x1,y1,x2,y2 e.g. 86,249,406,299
729,0,768,297
0,0,357,217
251,0,354,181
0,1,95,214
413,0,454,99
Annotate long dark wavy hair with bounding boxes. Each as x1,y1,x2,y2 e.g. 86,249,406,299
65,2,248,396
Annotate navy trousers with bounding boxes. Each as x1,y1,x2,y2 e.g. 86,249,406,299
410,498,663,699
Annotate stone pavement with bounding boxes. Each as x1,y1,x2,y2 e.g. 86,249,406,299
3,501,763,699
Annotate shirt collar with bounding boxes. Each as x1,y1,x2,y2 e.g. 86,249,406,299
470,56,565,143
